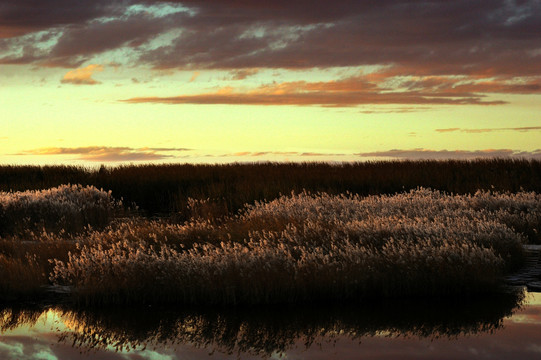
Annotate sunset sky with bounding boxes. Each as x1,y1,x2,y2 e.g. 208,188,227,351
1,0,540,165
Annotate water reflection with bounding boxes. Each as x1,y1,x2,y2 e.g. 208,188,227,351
0,291,528,359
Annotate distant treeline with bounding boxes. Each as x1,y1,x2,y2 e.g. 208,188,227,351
1,159,540,217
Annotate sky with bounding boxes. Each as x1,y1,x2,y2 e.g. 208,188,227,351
1,0,540,165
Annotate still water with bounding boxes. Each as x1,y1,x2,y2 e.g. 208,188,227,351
1,290,540,359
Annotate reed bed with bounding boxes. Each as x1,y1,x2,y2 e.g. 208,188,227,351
0,185,119,299
48,189,540,305
0,184,119,237
1,159,540,217
1,183,539,304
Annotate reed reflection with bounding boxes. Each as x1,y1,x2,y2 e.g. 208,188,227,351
0,290,526,357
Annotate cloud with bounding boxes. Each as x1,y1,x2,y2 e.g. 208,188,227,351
0,0,540,108
0,4,186,67
61,64,104,85
17,146,191,162
358,106,433,114
132,0,541,78
121,76,507,107
0,334,130,360
357,149,541,160
0,1,539,78
436,128,461,133
0,1,124,38
436,126,541,133
396,76,541,96
216,151,347,158
229,69,259,80
189,71,200,82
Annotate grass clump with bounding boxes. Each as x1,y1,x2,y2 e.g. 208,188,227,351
0,184,120,237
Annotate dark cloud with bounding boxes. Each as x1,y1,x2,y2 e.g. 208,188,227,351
0,1,124,38
400,77,541,95
17,146,191,162
1,0,540,100
149,0,379,23
46,12,182,67
229,68,259,80
357,149,541,160
134,0,541,77
0,6,186,67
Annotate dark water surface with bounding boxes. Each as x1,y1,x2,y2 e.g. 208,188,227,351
1,290,540,359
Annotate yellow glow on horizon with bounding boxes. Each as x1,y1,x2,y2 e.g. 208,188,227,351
1,63,540,166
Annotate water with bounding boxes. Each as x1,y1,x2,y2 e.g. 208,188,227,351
1,290,540,359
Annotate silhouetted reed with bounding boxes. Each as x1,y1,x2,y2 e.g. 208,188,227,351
0,306,44,332
1,159,540,218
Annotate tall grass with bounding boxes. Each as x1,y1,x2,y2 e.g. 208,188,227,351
1,159,540,217
0,254,45,299
0,184,119,237
0,185,118,300
0,181,538,304
49,189,539,305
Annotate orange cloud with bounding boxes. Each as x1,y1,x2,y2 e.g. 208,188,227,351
436,128,461,133
189,71,200,82
61,64,104,85
122,77,505,107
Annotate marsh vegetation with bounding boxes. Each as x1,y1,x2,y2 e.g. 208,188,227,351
1,159,540,217
1,161,540,305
